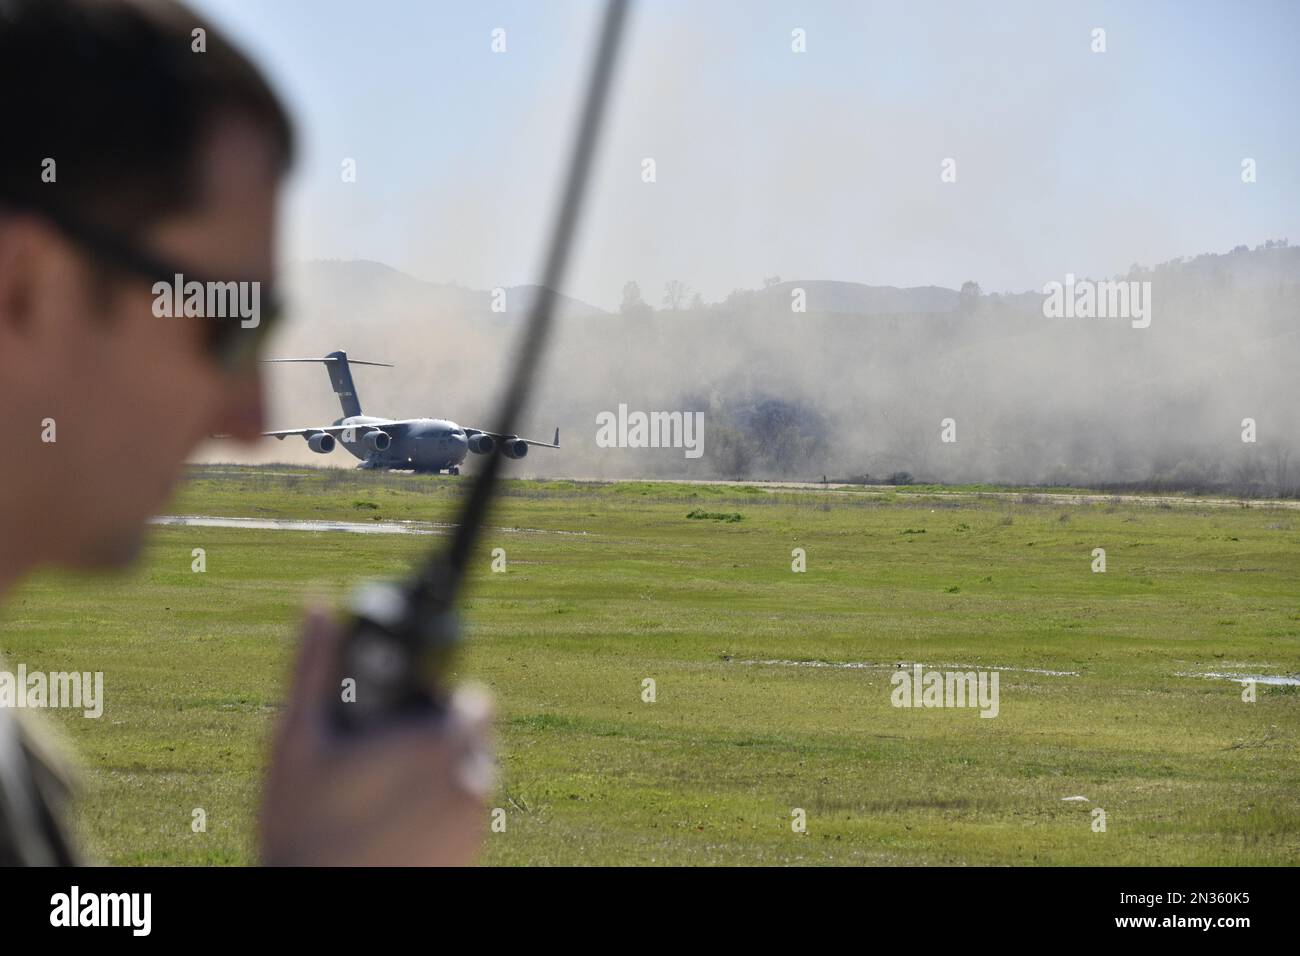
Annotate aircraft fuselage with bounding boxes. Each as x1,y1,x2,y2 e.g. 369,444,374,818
335,415,469,472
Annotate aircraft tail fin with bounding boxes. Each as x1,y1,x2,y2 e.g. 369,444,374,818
262,351,394,419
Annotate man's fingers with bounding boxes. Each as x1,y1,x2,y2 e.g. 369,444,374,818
281,605,343,740
449,683,494,733
448,683,496,799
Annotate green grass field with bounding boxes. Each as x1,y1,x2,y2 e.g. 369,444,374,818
3,465,1298,865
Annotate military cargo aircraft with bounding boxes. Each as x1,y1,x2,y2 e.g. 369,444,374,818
260,350,559,474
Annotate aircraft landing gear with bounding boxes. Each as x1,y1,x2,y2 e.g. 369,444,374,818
449,466,460,476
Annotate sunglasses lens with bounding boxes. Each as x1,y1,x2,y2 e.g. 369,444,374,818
209,298,281,372
39,207,281,374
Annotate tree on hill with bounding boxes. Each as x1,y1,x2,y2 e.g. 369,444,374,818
620,280,652,319
662,279,690,311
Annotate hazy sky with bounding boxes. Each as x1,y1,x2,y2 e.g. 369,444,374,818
191,0,1300,310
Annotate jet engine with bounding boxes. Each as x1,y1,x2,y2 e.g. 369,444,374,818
362,430,391,452
467,433,495,455
502,438,529,460
307,432,336,454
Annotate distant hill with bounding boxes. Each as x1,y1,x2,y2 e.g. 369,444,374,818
206,242,1300,491
287,244,1300,325
504,283,608,318
754,279,960,315
288,260,608,322
291,259,481,315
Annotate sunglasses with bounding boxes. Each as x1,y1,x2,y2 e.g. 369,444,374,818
5,202,283,373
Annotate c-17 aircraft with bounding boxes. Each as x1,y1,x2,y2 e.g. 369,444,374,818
260,350,559,474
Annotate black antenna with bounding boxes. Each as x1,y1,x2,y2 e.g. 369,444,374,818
334,0,630,729
422,0,629,604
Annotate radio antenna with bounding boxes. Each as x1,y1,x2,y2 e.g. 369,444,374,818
334,0,631,728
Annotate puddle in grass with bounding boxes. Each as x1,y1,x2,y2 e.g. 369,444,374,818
739,661,1295,686
735,659,1078,676
151,515,588,537
1178,671,1300,687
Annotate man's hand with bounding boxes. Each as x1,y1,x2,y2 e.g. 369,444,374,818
260,607,495,866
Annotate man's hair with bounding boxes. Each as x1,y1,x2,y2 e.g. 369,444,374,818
0,0,294,230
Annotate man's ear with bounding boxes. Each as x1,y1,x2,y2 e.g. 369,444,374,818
0,216,90,373
0,216,40,342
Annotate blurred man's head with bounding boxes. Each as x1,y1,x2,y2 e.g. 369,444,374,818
0,0,293,576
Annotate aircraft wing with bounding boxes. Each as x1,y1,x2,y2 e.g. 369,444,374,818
464,426,560,449
263,420,420,440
